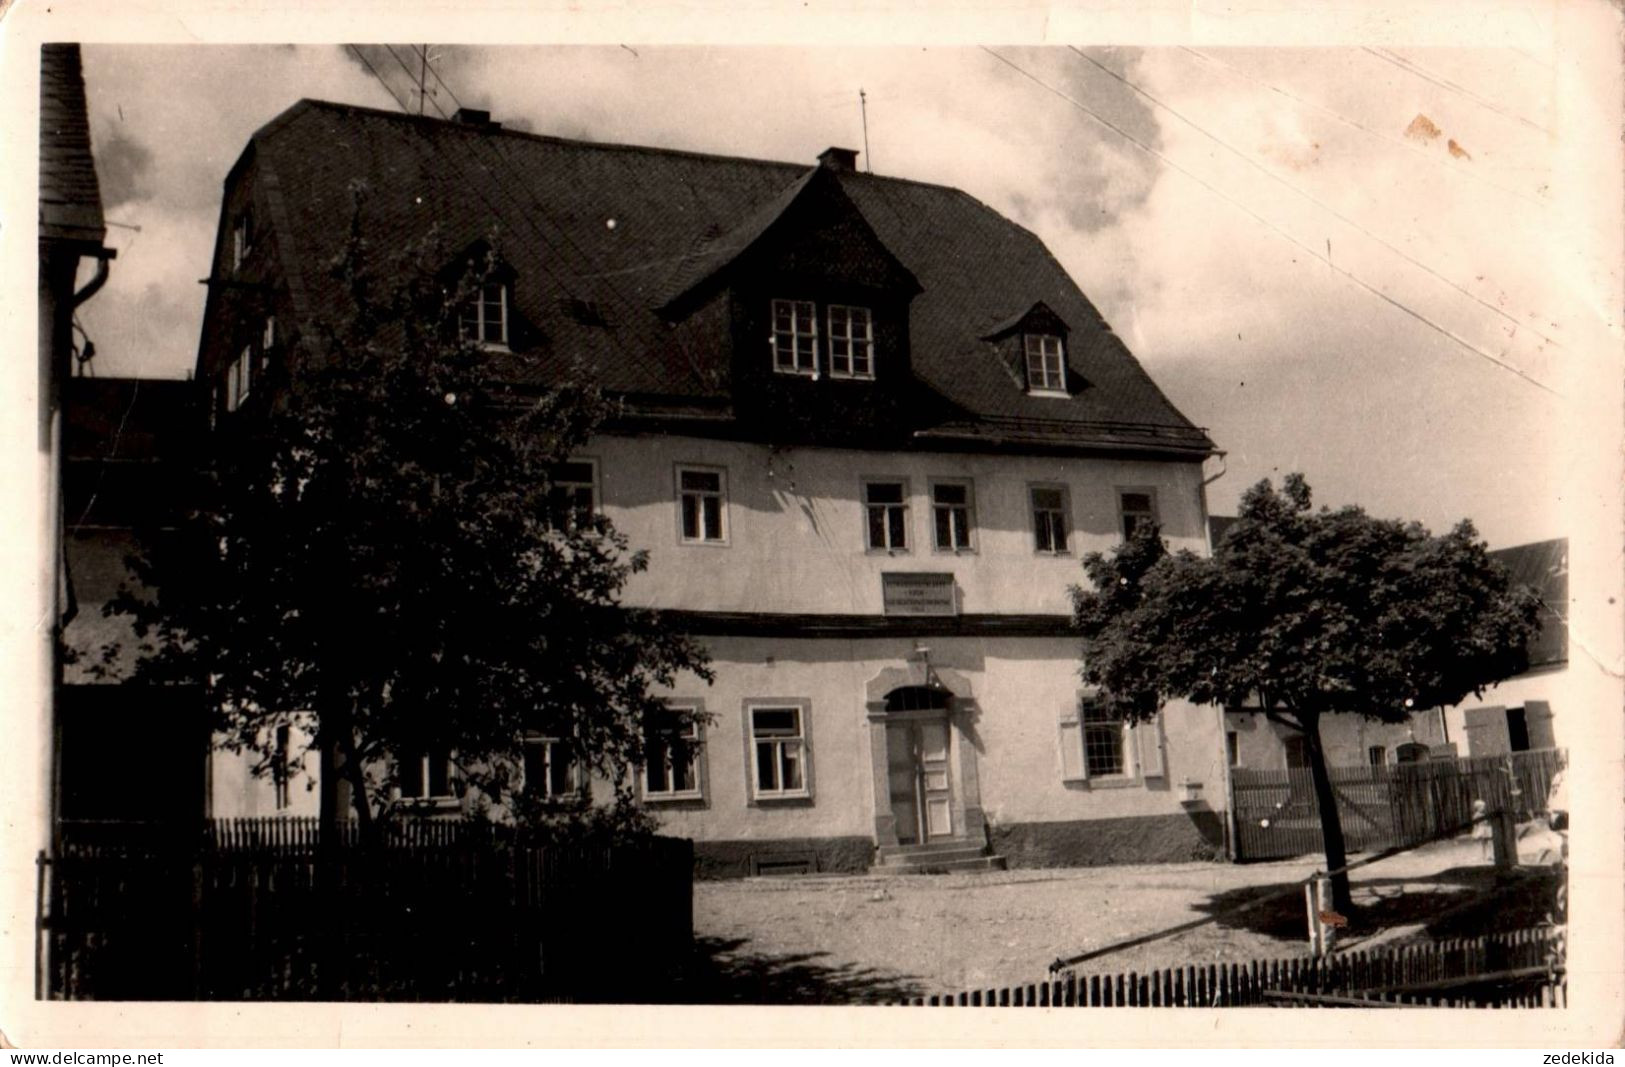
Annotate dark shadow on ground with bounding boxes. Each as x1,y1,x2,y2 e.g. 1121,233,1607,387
664,936,928,1005
1189,865,1563,942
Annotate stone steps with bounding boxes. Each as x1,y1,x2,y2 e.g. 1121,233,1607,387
873,840,1009,874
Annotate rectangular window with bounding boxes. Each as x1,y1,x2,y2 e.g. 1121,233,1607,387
677,466,727,543
1367,745,1387,768
399,747,454,800
1031,485,1069,553
931,481,974,552
272,724,291,811
828,305,874,379
864,480,908,551
232,210,254,271
460,283,508,347
1118,489,1159,542
1082,699,1127,778
224,347,252,412
749,705,808,799
1227,730,1241,769
1024,334,1066,395
523,737,579,799
263,316,276,350
770,299,818,375
644,708,701,800
547,460,598,529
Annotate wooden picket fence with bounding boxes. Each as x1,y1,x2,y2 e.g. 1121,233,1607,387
1232,748,1566,861
890,927,1564,1008
39,820,694,1002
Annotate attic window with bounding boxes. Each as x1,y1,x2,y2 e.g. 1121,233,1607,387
232,209,254,272
828,305,874,380
1024,334,1067,396
771,299,818,375
460,283,509,348
561,298,607,328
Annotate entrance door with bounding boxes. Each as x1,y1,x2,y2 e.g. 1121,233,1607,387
886,720,954,844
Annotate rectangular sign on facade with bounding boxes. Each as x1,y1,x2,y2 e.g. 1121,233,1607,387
881,572,957,616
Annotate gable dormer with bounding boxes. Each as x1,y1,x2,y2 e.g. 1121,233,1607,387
659,151,924,444
981,301,1077,398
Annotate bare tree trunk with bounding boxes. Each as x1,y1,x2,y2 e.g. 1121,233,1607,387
1302,711,1354,914
339,732,376,843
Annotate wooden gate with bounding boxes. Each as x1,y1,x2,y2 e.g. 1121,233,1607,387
1230,749,1565,862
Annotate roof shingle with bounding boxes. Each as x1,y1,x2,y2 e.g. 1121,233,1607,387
238,100,1214,457
40,44,106,247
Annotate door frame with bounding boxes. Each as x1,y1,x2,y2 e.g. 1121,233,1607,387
864,664,984,848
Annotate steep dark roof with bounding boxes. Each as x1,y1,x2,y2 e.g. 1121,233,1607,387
1489,538,1567,668
233,99,1213,457
64,377,200,528
40,44,106,248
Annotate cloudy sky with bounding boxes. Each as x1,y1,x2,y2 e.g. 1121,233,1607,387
71,41,1603,548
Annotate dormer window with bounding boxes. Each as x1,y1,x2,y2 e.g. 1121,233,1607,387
460,283,509,348
771,299,818,375
828,305,874,379
1024,334,1067,396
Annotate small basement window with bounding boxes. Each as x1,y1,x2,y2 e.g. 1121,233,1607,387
1024,334,1067,396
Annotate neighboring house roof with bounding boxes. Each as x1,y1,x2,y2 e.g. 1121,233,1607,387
226,99,1213,458
39,44,106,248
1489,537,1567,668
64,377,199,529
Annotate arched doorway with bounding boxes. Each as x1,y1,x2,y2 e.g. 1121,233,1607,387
884,686,954,845
863,664,984,850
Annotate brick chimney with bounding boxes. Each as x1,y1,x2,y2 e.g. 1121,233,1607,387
452,107,501,130
818,146,859,172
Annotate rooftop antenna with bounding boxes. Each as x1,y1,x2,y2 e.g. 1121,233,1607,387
859,88,872,173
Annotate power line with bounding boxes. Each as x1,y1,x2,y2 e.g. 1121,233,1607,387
1361,47,1550,136
979,47,1560,398
384,44,449,119
1068,46,1563,356
347,44,413,115
422,47,465,112
1178,46,1547,211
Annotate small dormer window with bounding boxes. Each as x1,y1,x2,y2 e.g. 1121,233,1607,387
460,283,508,348
1024,334,1067,395
771,299,818,375
828,305,874,379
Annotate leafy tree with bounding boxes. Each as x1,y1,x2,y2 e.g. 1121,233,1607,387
109,191,712,840
1071,474,1540,912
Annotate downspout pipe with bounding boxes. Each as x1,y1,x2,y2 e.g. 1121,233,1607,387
72,247,115,307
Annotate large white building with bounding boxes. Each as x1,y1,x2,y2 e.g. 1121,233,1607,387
194,100,1229,874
